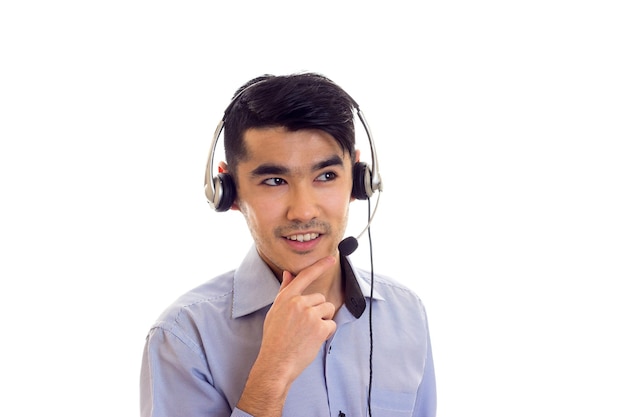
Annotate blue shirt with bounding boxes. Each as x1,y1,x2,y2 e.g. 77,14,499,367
140,247,436,417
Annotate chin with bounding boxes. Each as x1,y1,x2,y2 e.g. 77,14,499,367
290,249,338,273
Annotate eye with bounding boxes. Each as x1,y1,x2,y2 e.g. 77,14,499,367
315,172,337,182
262,178,286,186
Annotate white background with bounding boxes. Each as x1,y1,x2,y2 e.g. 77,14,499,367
1,1,624,416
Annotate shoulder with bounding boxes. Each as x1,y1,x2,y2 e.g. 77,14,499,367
150,270,236,336
356,268,429,317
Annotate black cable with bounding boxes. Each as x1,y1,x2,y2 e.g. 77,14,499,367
367,197,374,417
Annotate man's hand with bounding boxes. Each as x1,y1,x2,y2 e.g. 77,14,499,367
237,256,338,416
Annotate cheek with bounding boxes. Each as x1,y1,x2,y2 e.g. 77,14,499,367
239,198,280,226
324,193,351,218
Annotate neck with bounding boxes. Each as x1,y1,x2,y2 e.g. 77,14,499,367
272,258,345,313
304,265,345,312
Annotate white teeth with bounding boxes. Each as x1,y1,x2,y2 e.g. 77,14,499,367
287,233,319,242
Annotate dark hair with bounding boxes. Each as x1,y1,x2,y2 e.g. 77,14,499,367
223,73,357,175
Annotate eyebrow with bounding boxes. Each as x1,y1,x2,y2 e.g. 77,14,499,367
249,155,345,177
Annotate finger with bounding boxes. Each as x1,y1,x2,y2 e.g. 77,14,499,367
316,301,336,321
283,256,336,295
280,270,295,291
321,316,337,340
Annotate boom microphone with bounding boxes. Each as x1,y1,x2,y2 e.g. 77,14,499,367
337,190,381,257
338,236,359,257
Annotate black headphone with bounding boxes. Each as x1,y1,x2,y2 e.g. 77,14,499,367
204,81,383,212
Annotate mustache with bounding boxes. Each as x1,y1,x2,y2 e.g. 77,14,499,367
274,220,332,237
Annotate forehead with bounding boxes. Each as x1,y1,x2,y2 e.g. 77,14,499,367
240,127,350,169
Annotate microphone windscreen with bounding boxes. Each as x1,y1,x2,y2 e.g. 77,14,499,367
338,236,358,257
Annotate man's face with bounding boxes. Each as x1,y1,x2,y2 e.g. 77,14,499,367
232,126,353,278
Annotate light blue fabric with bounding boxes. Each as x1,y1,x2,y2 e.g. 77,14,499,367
141,246,436,417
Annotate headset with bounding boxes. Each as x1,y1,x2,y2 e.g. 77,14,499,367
204,79,383,218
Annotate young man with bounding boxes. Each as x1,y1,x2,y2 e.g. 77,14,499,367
140,73,436,417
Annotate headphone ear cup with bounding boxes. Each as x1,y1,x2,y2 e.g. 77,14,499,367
352,162,373,200
213,173,237,212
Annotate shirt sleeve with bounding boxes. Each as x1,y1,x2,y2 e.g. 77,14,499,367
140,325,241,417
231,408,254,417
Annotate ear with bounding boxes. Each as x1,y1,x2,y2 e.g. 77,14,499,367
218,161,241,211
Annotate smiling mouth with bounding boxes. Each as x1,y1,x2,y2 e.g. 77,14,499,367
285,233,320,242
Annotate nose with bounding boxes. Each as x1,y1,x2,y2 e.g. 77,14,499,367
286,183,319,222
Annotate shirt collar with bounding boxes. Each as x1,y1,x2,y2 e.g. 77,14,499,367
232,246,384,319
232,247,280,318
340,253,385,319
